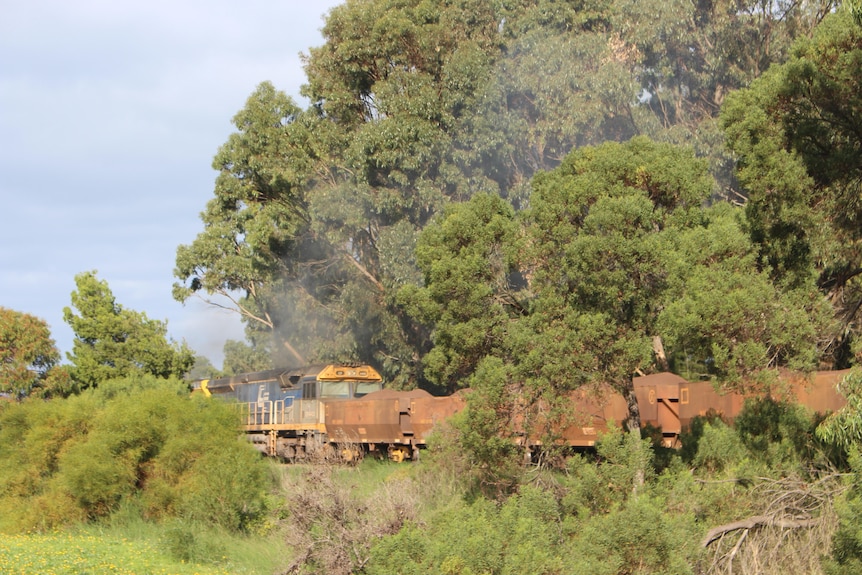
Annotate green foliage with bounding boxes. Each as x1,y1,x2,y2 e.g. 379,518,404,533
824,449,862,575
570,495,694,575
221,339,272,376
399,192,523,392
722,10,862,365
524,137,711,415
64,271,194,389
160,519,229,565
562,426,655,517
850,0,862,27
454,357,525,497
658,203,829,381
691,420,745,474
734,397,824,470
0,376,271,533
678,411,729,465
400,403,837,575
367,486,566,575
0,307,60,397
818,369,862,449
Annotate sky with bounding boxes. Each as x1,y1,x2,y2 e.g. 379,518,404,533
1,0,344,367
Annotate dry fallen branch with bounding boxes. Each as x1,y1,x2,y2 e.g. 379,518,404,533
700,473,846,575
701,515,821,548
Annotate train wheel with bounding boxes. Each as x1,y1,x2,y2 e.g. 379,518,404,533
278,444,296,461
388,446,410,463
341,446,362,463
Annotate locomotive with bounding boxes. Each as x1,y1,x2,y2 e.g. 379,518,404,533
194,365,851,461
193,364,389,459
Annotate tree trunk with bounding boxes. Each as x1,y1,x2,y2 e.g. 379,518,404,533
624,380,645,492
652,336,669,371
624,381,641,435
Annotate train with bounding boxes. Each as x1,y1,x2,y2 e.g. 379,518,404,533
193,364,852,461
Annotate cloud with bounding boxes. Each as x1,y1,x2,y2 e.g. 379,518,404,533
0,0,343,368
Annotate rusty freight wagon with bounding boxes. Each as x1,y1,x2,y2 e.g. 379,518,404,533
633,370,850,447
325,389,466,461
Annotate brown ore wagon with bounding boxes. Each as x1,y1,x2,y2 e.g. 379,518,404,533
324,389,465,462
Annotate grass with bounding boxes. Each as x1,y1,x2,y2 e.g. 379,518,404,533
0,523,286,575
0,458,455,575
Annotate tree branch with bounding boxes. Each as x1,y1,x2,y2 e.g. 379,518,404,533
701,515,820,548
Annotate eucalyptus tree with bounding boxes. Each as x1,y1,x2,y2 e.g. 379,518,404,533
177,0,836,385
282,0,646,381
173,82,328,367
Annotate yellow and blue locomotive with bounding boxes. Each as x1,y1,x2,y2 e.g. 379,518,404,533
193,364,384,459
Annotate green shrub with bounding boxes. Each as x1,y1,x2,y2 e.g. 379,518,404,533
0,375,272,533
177,443,271,532
735,396,823,471
455,358,526,498
678,410,727,464
59,439,137,519
562,426,655,520
161,519,228,565
569,495,695,575
368,484,571,575
692,420,744,473
823,448,862,575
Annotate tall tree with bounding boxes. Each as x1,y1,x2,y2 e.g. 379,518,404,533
0,308,60,398
65,272,194,388
179,0,834,386
173,82,324,367
721,9,862,366
398,192,525,393
523,137,712,429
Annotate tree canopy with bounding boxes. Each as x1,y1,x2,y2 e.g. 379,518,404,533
0,308,60,398
177,0,837,383
65,271,195,388
722,9,862,367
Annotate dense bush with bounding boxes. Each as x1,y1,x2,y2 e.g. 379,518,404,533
366,486,566,575
0,374,272,533
823,449,862,575
734,397,827,471
360,394,850,575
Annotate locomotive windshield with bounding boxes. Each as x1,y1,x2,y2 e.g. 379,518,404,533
318,380,383,398
355,382,382,397
320,381,350,398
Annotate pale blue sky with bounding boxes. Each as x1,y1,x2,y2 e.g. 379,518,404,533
1,0,343,366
